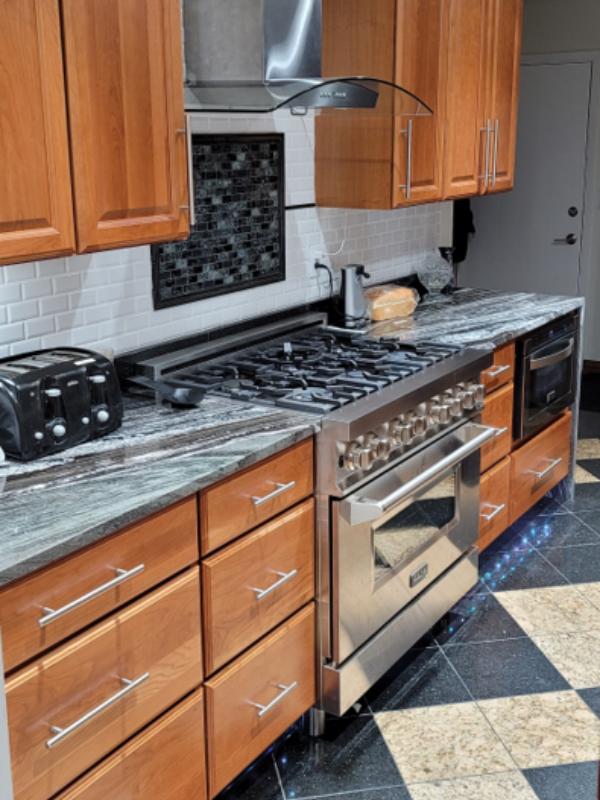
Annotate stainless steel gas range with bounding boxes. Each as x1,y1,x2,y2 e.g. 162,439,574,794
119,313,495,732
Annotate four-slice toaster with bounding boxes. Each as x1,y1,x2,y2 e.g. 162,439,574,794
0,348,123,461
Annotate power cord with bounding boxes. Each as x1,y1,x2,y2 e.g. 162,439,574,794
314,260,335,299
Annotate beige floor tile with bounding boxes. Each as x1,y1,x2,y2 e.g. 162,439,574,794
575,464,600,484
407,771,538,800
495,585,600,636
374,703,514,784
532,630,600,688
574,582,600,612
577,438,600,460
479,691,600,769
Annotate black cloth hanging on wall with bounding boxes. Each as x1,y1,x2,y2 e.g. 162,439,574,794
452,199,476,263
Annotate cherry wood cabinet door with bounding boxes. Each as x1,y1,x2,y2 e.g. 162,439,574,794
483,0,523,194
442,0,488,200
0,0,75,266
61,0,189,253
392,0,449,207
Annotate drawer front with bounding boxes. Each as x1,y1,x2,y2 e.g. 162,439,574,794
0,497,198,673
481,342,515,393
510,411,572,525
481,382,514,473
6,568,203,800
56,689,207,800
203,499,315,675
206,603,316,798
478,457,510,552
201,438,313,554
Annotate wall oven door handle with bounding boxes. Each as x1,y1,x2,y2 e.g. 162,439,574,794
530,338,574,371
341,424,497,526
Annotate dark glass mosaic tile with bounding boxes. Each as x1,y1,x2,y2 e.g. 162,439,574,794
152,134,285,308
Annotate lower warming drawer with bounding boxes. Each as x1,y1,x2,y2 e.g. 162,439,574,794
321,547,478,716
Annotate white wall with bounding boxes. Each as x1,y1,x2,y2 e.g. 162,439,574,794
0,111,443,359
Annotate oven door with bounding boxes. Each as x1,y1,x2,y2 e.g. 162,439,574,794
331,422,495,665
518,332,577,440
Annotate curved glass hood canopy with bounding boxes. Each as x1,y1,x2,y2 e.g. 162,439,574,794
183,0,432,117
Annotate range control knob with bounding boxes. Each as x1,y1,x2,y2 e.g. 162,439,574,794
52,423,66,438
448,397,463,418
370,436,391,460
430,404,451,425
389,419,413,446
96,409,110,424
413,416,428,436
470,383,486,403
346,443,376,471
458,390,476,411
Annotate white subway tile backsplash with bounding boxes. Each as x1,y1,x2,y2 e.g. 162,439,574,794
8,300,39,324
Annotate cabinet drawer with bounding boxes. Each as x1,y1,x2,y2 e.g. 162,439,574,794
510,412,572,525
6,568,203,800
203,499,315,675
0,496,198,674
206,603,316,798
56,689,206,800
481,382,514,473
201,439,313,555
481,342,515,393
478,457,510,552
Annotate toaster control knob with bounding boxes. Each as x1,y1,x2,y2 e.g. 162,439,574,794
52,423,66,438
413,416,428,436
34,432,44,442
96,409,110,424
90,375,106,384
45,388,61,398
82,417,90,425
430,404,451,425
346,443,375,471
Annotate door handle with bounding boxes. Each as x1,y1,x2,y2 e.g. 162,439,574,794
399,119,413,200
492,119,499,187
553,234,577,245
479,119,492,187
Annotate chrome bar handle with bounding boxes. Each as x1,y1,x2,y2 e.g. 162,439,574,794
527,457,563,480
185,113,196,226
399,119,413,199
251,481,295,507
39,565,145,628
492,119,499,187
483,364,510,378
46,673,150,749
479,119,492,186
480,503,506,522
530,339,574,371
252,569,298,601
250,682,297,718
494,427,508,438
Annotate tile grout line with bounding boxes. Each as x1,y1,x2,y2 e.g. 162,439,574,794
271,752,287,800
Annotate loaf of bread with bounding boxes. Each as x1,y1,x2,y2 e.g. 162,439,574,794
364,285,419,321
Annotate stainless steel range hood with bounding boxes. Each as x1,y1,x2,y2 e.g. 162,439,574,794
183,0,432,116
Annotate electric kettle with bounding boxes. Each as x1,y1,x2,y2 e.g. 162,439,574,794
340,264,370,328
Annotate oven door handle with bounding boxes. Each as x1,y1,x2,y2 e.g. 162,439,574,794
340,424,497,526
530,338,574,371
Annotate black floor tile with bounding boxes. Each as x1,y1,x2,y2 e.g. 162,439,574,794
542,542,600,583
367,645,472,712
275,715,403,799
578,458,600,481
516,513,600,549
578,687,600,719
574,510,600,536
306,788,412,800
444,638,571,700
578,409,600,438
562,482,600,513
523,761,600,800
214,752,283,800
480,547,568,591
434,591,527,647
520,495,568,519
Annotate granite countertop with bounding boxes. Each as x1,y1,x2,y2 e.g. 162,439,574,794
0,287,584,589
368,287,584,349
0,397,318,587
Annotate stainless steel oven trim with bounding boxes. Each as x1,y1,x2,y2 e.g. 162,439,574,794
530,338,574,371
321,547,478,717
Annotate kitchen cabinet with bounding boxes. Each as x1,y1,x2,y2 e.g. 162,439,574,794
316,0,449,209
0,0,189,267
0,0,75,266
316,0,522,209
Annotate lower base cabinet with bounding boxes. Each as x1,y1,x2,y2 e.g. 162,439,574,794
56,690,207,800
205,603,316,798
478,457,510,552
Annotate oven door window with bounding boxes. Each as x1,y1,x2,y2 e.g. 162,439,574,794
526,340,574,420
373,471,457,583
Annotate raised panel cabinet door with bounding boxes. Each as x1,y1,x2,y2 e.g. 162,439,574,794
392,0,449,207
0,0,75,266
442,0,488,200
483,0,523,194
61,0,190,253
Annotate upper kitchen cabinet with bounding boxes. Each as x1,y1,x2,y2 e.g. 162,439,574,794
61,0,190,253
316,0,448,210
0,0,75,266
443,0,523,199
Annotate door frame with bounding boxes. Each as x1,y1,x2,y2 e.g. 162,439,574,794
520,52,600,324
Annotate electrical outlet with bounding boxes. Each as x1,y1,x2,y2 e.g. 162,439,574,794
309,245,331,271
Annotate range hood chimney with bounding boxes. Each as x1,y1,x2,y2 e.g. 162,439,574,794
183,0,432,115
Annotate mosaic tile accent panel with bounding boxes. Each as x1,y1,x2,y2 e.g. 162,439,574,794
152,134,285,308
